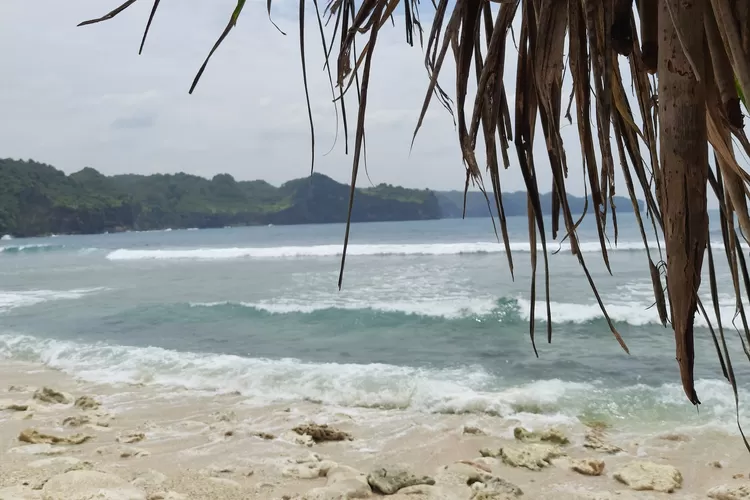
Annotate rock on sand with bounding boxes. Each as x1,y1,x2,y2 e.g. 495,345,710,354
302,465,372,500
613,461,682,493
367,467,435,495
292,423,352,443
513,427,569,445
499,444,565,471
18,429,92,446
708,484,750,500
73,396,100,410
32,387,70,405
41,471,146,500
570,458,605,476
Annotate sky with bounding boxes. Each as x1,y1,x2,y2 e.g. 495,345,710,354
1,0,638,196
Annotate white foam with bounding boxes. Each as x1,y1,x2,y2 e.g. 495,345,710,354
0,288,104,313
191,295,747,328
515,297,745,328
191,297,500,320
1,244,60,253
106,241,660,261
0,333,587,418
0,333,743,429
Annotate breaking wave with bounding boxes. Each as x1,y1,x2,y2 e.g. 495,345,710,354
106,241,661,261
0,333,742,430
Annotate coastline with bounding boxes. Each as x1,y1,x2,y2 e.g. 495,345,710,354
0,360,746,499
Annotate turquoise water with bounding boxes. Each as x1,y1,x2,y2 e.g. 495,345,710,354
0,216,747,432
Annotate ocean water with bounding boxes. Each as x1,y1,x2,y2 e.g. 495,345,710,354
0,216,748,434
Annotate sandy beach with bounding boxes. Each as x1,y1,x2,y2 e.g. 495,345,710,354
0,361,746,500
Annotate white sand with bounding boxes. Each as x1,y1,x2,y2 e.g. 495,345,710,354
0,361,746,499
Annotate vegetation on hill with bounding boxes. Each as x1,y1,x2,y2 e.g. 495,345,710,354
0,158,642,237
435,191,641,219
0,159,441,236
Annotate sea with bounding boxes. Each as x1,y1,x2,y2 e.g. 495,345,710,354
0,215,748,436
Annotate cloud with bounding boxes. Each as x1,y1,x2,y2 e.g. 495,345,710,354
111,113,156,130
0,0,648,201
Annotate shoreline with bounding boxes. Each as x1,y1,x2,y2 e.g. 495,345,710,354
0,360,746,499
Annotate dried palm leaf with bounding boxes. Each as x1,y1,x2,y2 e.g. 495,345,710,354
78,0,750,447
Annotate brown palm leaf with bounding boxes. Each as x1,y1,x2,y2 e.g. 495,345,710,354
78,0,750,449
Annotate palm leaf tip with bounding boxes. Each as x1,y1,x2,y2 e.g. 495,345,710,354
80,0,750,448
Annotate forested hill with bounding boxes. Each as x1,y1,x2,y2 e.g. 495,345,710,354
435,190,641,219
0,158,640,237
0,159,441,236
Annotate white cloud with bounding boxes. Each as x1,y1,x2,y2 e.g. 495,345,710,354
0,0,654,202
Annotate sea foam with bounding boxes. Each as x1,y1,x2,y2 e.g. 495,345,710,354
0,288,104,313
105,241,662,261
0,333,743,431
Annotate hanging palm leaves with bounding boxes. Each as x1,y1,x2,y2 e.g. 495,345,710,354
78,0,750,448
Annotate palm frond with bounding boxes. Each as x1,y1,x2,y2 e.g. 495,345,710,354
79,0,750,449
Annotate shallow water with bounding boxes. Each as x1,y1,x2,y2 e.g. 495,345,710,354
0,215,747,435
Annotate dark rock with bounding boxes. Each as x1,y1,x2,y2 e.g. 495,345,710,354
292,424,352,443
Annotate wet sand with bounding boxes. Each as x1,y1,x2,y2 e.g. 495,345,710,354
0,361,747,499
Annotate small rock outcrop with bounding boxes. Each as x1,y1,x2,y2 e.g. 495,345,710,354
499,444,565,471
463,426,486,436
438,461,494,487
42,471,146,500
18,429,92,446
281,452,338,480
281,430,315,447
74,396,100,410
367,467,436,495
62,416,91,428
3,403,29,411
513,427,569,445
613,461,682,493
303,465,372,500
32,387,69,405
393,485,454,500
479,448,502,459
96,445,150,459
8,444,69,456
469,476,523,499
292,424,352,443
117,432,146,444
583,430,622,454
707,484,750,500
570,458,605,476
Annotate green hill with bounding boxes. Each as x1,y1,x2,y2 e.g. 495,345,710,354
0,158,642,237
435,190,641,218
0,159,441,236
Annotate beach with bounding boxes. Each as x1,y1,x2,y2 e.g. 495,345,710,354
1,220,749,499
0,360,747,500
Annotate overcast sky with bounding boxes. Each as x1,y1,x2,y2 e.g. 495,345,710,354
1,0,637,196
